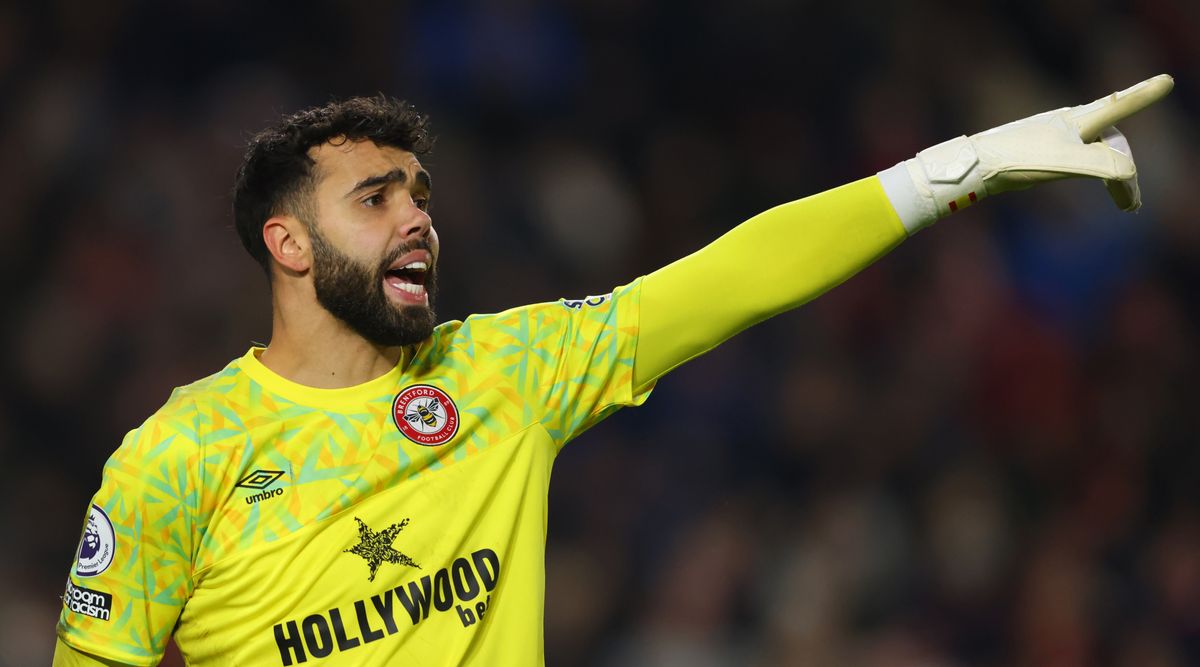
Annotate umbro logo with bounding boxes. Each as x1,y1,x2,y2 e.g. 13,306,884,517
236,469,285,490
237,469,286,505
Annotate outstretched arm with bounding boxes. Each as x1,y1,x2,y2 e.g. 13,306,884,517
635,176,905,391
633,74,1174,391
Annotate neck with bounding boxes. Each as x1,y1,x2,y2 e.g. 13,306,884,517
258,286,414,389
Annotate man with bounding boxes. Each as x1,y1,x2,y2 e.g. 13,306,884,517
54,76,1172,666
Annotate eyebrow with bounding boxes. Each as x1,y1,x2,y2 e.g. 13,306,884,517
344,168,432,198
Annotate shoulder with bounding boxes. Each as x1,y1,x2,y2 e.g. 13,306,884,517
429,284,642,351
440,286,636,340
108,361,242,471
426,302,567,360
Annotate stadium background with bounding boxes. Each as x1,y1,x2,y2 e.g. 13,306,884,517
3,1,1198,665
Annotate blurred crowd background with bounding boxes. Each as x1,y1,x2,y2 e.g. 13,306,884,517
3,0,1198,665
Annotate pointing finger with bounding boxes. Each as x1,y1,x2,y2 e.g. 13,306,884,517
1073,73,1174,142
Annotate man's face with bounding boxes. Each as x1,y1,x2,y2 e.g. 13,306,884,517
304,140,439,347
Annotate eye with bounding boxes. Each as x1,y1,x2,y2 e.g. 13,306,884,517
362,193,385,208
414,196,430,211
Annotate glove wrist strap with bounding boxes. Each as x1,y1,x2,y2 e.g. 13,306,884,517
877,135,987,234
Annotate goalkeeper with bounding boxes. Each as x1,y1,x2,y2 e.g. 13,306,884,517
55,75,1172,666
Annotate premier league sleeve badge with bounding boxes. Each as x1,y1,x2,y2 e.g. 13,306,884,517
75,504,116,577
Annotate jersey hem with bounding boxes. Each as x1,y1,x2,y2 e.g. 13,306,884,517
552,277,655,449
624,276,656,408
57,627,161,667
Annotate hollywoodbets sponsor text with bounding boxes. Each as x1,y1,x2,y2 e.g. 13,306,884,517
273,548,500,665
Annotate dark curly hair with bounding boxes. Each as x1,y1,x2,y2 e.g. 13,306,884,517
233,95,435,274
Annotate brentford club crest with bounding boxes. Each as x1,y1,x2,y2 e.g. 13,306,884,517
393,385,459,446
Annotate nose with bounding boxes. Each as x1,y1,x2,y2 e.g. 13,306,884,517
397,198,432,240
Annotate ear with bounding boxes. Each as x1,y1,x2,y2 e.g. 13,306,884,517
263,215,312,274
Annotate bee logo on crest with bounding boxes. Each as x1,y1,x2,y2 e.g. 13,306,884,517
406,396,443,428
393,385,459,446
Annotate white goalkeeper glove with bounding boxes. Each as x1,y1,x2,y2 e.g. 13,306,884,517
878,74,1174,234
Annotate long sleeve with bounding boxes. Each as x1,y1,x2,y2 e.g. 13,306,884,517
634,176,909,390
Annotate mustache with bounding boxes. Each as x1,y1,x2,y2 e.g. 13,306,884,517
378,239,436,273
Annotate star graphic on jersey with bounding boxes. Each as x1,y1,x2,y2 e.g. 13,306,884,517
343,517,421,582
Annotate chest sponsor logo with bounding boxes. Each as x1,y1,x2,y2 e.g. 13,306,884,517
273,547,501,665
75,504,115,577
344,517,420,582
392,384,459,446
237,469,286,505
63,581,113,621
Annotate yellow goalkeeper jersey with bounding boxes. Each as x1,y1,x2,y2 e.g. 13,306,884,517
57,176,911,666
57,280,651,666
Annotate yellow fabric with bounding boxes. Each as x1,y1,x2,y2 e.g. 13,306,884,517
52,639,134,667
635,176,908,389
57,283,651,666
56,175,908,665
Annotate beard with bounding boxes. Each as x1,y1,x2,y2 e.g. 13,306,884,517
309,228,438,347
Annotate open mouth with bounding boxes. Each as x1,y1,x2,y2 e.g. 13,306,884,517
384,253,431,303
